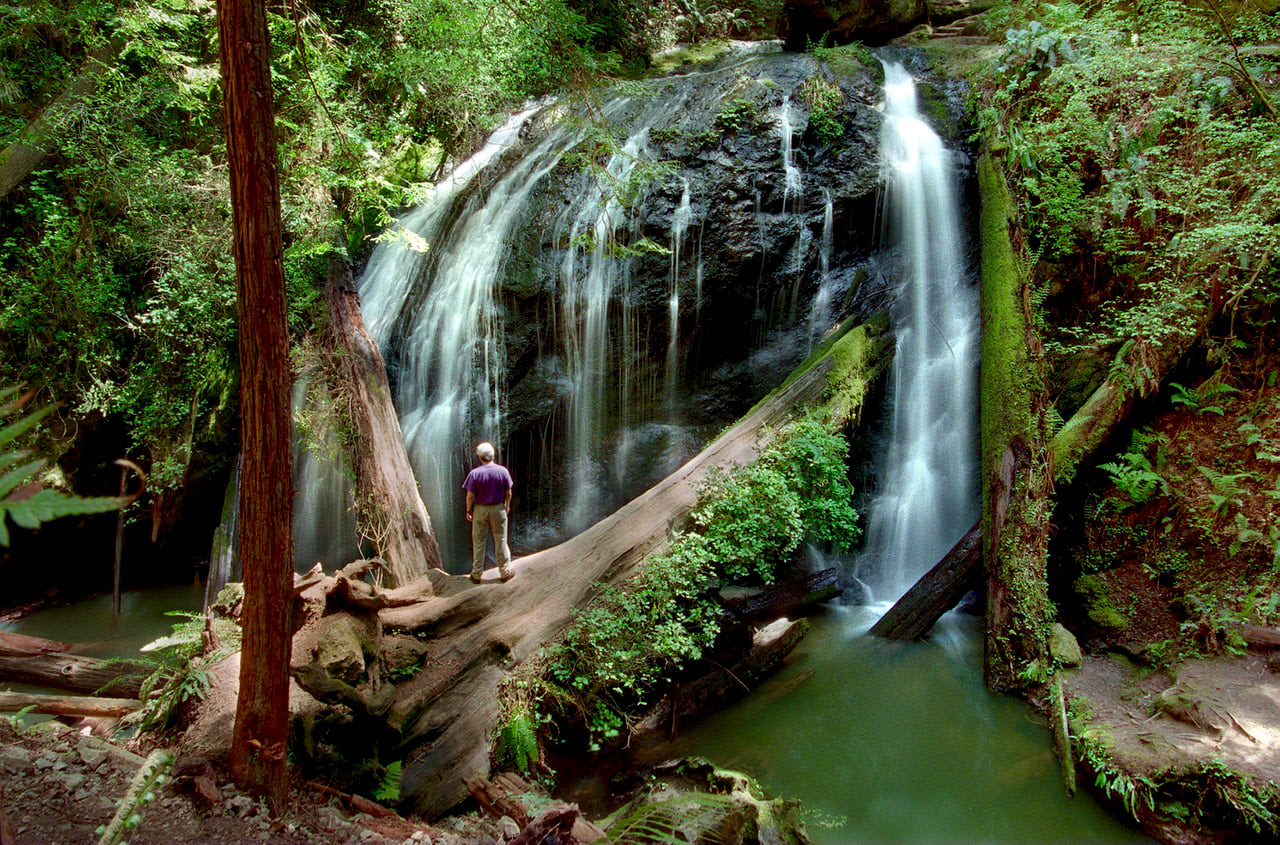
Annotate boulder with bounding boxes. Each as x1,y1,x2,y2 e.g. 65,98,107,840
782,0,928,50
1048,622,1082,668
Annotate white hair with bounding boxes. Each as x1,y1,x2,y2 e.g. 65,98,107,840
476,442,496,461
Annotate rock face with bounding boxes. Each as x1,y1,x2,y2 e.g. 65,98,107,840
782,0,928,49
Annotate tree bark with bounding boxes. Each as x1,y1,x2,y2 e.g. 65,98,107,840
0,653,149,698
315,256,445,586
868,524,981,640
0,691,139,718
218,0,293,811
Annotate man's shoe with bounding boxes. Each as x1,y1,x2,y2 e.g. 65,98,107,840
469,574,483,584
499,571,513,582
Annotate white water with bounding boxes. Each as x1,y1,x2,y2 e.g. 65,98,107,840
862,62,979,602
666,179,693,411
778,96,803,212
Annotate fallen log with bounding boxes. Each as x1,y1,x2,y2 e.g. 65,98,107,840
0,653,150,698
375,319,889,819
719,569,840,623
465,773,605,843
0,631,74,657
868,526,981,640
0,691,140,718
1242,625,1280,648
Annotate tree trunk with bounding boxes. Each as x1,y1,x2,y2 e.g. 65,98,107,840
0,691,139,718
314,256,445,587
217,0,293,811
0,39,121,202
978,153,1052,692
0,653,149,698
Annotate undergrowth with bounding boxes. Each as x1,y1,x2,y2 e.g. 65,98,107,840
497,415,858,761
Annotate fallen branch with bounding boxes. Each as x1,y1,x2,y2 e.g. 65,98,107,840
0,653,150,698
0,691,140,718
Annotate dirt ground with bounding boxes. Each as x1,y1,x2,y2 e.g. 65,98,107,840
0,718,509,844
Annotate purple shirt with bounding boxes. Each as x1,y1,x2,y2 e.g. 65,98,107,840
463,462,513,506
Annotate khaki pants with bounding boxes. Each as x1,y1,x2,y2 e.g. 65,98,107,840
471,503,511,578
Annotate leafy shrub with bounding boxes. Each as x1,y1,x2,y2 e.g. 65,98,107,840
534,414,858,751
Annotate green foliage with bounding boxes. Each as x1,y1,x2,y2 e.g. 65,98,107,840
1097,427,1168,510
0,386,128,545
601,792,741,844
494,706,541,774
535,415,857,751
373,760,402,804
95,748,173,845
136,610,239,732
973,1,1280,368
799,75,843,146
1170,380,1239,416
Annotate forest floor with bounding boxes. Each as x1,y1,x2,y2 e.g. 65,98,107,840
0,720,505,844
1053,370,1280,839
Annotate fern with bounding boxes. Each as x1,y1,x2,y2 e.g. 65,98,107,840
373,760,402,803
0,386,131,545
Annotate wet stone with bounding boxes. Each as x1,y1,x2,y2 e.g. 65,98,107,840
77,744,109,770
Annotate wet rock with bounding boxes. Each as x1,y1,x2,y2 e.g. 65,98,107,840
50,771,86,792
77,735,144,771
227,794,256,818
1048,623,1083,668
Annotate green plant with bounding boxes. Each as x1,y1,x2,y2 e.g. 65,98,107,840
494,706,541,773
1171,380,1239,415
373,760,402,803
3,704,36,733
0,386,131,545
799,75,843,146
1098,428,1169,510
95,748,173,845
136,610,239,732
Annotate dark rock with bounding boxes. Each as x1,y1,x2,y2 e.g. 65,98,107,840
782,0,928,49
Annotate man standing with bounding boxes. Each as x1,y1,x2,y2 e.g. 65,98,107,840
462,442,514,583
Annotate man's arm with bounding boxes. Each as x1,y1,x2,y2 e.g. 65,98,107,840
465,490,475,522
503,487,512,513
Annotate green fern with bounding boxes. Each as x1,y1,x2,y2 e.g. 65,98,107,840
0,385,129,545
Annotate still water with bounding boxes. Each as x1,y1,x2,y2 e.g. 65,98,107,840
0,583,203,660
673,609,1148,842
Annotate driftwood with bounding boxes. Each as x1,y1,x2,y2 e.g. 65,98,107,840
720,569,840,622
0,653,149,698
315,257,445,588
0,691,140,718
511,806,592,845
869,526,981,640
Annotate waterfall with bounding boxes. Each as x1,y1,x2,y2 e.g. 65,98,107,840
862,62,978,603
778,96,803,212
807,191,835,348
666,179,693,411
204,455,241,612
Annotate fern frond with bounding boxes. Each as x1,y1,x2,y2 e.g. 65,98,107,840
0,458,44,499
0,404,54,451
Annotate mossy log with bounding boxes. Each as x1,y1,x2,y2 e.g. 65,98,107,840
868,523,980,640
296,319,889,820
314,256,446,588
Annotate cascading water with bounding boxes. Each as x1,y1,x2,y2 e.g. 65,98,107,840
666,179,693,410
778,96,803,212
806,191,835,349
860,61,979,603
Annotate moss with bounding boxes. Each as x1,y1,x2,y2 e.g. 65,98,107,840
1073,574,1129,632
648,40,733,76
823,43,882,82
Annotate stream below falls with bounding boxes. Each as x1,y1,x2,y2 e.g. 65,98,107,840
666,610,1150,841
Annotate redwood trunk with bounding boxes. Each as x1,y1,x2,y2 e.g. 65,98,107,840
218,0,293,810
317,257,443,586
